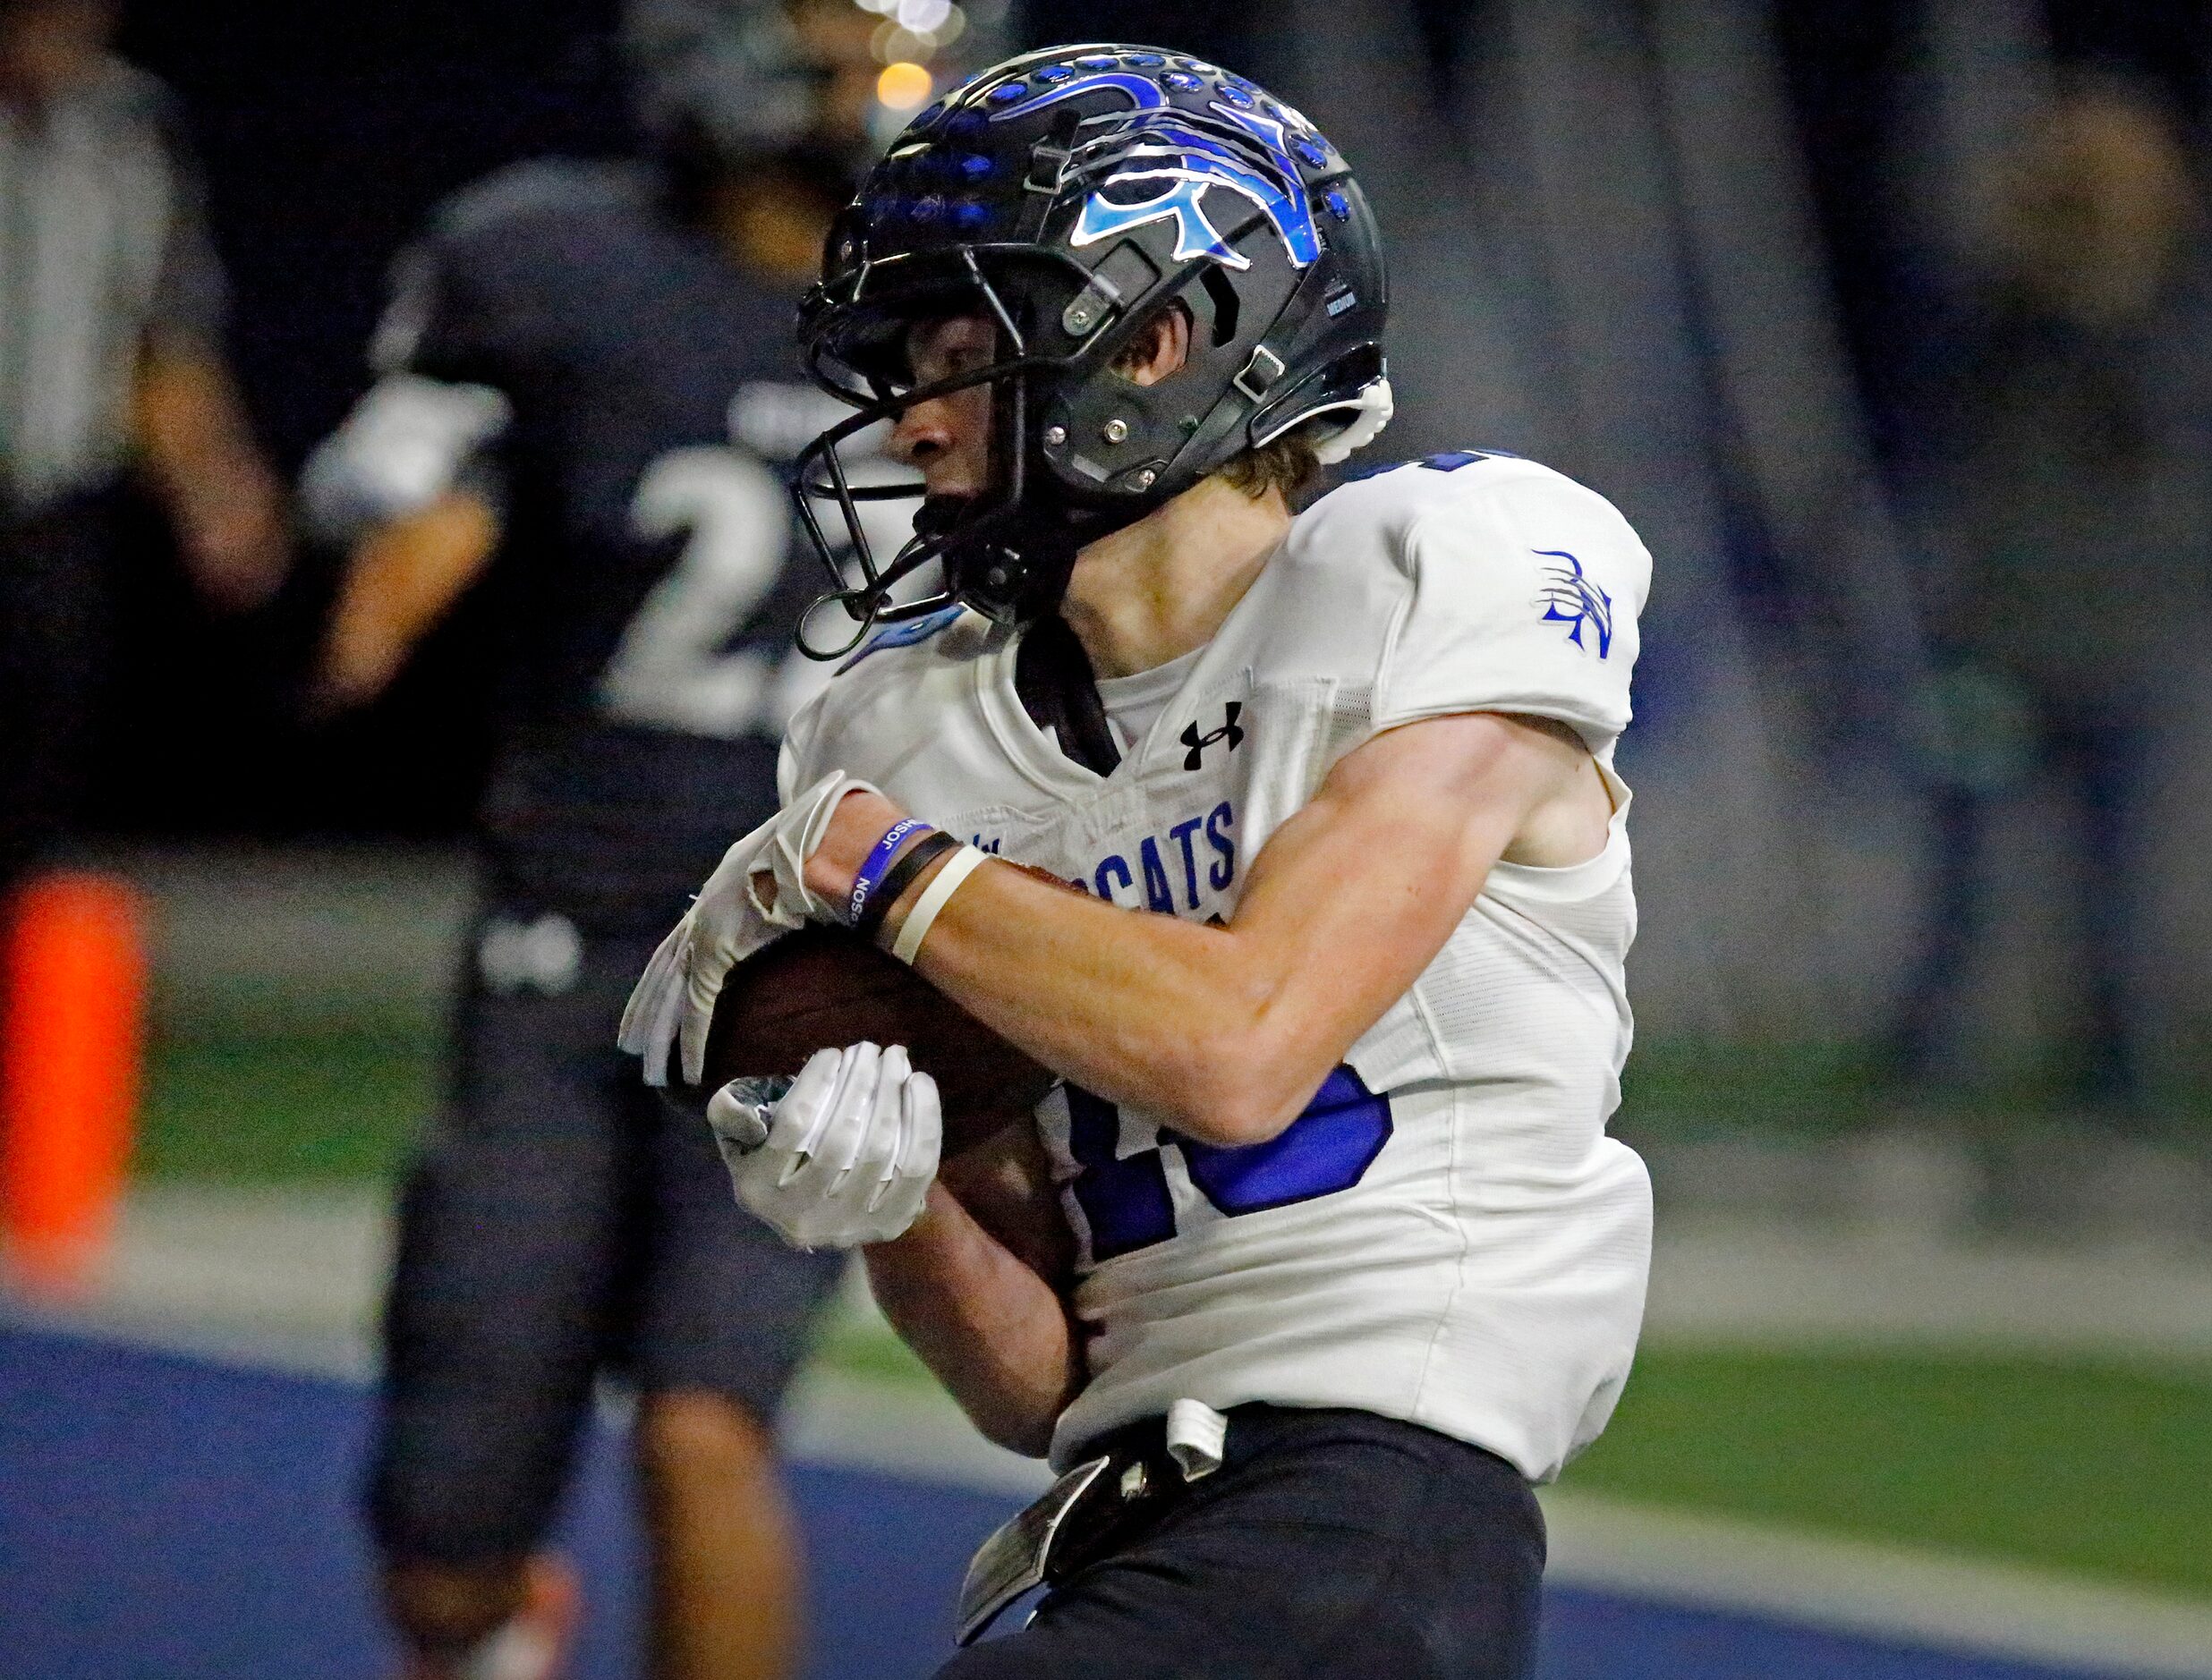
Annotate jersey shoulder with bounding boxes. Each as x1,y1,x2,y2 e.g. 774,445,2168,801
1305,449,1632,548
1249,449,1649,746
1284,448,1650,609
828,606,1007,703
835,604,979,674
787,607,1008,780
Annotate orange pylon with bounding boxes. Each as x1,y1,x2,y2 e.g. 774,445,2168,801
1,870,148,1297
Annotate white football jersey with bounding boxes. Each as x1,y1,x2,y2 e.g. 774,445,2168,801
780,451,1654,1482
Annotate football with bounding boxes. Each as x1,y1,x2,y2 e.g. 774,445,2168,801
700,922,1058,1153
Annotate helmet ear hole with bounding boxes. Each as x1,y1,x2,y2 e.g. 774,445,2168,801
1110,301,1194,386
1199,265,1241,347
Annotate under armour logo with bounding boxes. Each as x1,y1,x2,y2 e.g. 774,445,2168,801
1180,702,1246,769
1534,549,1613,659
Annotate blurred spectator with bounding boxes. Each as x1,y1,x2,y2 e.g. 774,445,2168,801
1891,72,2212,1116
0,0,286,889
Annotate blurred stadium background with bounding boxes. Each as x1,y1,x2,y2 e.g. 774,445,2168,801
4,0,2212,1676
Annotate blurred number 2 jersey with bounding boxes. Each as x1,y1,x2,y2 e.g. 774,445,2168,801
784,452,1655,1483
377,159,890,927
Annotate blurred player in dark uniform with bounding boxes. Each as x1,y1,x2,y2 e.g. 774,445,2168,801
298,4,935,1675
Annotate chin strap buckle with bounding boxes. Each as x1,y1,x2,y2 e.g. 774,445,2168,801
1233,344,1286,403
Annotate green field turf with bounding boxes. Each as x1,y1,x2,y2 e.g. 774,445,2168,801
812,1319,2212,1600
1566,1346,2212,1600
134,1027,436,1182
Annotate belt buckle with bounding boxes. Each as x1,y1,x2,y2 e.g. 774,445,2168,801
954,1455,1114,1646
953,1402,1230,1647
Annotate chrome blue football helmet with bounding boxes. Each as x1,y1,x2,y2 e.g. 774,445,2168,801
790,43,1392,655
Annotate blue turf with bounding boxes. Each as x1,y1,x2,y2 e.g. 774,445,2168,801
0,1325,2137,1680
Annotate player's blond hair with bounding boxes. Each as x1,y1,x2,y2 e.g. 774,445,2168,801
1215,428,1323,502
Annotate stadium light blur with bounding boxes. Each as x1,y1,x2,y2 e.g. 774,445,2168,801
877,60,932,111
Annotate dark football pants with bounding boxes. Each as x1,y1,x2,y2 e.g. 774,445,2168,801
366,916,842,1565
939,1405,1546,1680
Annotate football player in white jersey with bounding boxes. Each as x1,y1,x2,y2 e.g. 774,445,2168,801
623,44,1653,1678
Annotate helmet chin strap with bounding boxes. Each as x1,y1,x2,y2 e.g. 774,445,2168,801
936,366,1167,626
940,481,1153,626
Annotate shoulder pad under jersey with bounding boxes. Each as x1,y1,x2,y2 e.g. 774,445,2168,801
1339,448,1525,484
838,604,968,673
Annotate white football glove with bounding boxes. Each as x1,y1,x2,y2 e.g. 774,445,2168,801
617,769,877,1086
708,1042,940,1251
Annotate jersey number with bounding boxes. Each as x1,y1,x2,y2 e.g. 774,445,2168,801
1066,1066,1392,1261
600,445,795,739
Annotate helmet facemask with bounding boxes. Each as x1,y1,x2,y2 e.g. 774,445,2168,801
791,245,1091,658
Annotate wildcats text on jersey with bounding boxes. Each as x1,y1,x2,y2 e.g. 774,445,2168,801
973,800,1238,912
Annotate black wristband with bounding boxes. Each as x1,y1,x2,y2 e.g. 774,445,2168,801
854,829,961,942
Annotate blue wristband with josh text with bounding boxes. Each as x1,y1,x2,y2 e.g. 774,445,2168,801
846,818,935,927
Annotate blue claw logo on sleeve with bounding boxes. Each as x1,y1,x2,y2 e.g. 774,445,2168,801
990,72,1323,272
1534,550,1613,658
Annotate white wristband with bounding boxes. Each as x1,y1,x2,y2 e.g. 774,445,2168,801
889,844,988,964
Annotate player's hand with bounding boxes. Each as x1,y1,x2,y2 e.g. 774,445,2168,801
617,768,878,1085
708,1042,941,1251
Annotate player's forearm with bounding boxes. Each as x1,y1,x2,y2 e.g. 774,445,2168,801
896,793,1493,1145
807,802,1359,1144
907,870,1304,1141
134,343,266,496
311,491,499,713
864,1184,1081,1458
132,342,290,610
